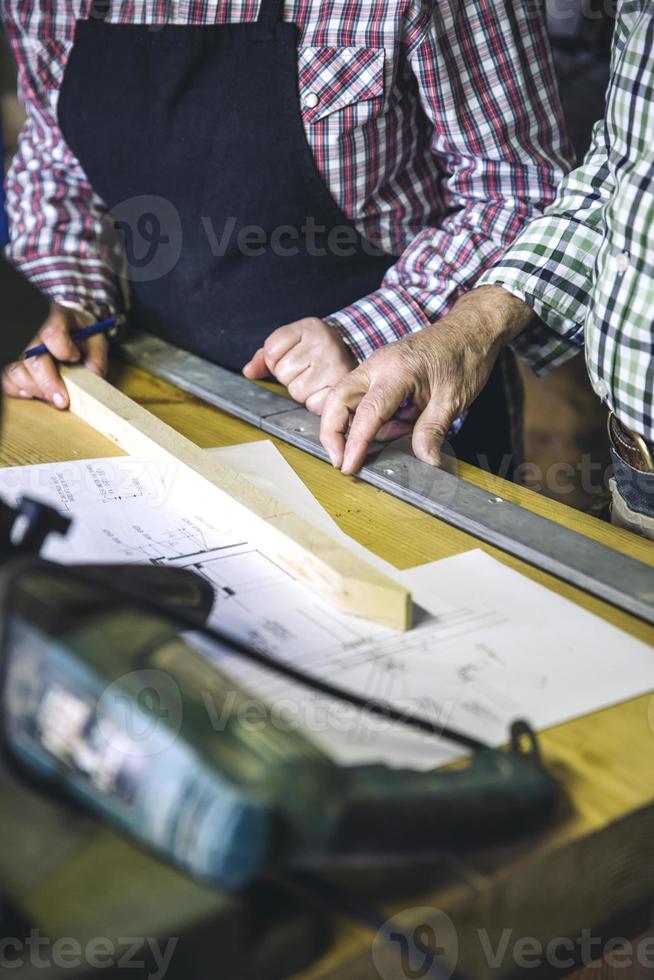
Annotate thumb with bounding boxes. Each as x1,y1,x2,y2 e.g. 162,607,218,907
242,348,268,379
412,397,455,466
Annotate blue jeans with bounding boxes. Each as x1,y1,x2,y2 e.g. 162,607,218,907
610,449,654,538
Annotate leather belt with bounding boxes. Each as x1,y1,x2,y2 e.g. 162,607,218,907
608,413,654,473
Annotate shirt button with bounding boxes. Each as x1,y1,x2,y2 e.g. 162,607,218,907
304,92,320,109
614,251,630,274
594,378,610,399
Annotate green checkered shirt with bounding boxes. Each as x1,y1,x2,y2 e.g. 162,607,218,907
479,0,654,441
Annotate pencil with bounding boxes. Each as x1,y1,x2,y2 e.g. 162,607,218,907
23,316,121,360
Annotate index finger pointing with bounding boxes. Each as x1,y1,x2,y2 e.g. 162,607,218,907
320,370,369,468
341,382,406,475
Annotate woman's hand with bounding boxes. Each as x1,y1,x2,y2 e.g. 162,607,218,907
2,304,109,409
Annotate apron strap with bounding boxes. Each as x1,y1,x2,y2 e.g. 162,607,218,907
89,1,110,20
257,0,285,30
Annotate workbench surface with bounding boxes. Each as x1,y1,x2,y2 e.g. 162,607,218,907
1,361,652,980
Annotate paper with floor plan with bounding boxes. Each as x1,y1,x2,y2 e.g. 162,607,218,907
0,445,652,770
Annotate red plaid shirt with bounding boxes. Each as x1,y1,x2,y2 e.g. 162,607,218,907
3,0,571,361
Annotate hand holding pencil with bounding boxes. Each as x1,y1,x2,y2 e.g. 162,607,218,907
22,315,119,360
2,304,117,409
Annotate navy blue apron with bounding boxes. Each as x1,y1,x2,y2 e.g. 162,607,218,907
57,0,394,372
57,0,517,473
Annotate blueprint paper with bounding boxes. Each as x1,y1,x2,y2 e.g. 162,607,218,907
0,449,652,769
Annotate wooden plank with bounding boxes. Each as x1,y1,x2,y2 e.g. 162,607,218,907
61,365,411,630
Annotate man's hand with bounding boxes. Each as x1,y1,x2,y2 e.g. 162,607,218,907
320,286,534,474
243,317,356,413
2,304,108,410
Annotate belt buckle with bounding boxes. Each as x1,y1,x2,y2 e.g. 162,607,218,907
607,412,654,473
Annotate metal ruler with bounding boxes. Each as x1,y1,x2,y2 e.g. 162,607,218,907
121,332,654,626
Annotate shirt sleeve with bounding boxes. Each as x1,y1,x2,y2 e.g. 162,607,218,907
0,109,8,248
476,118,614,374
3,15,122,320
327,0,572,361
476,5,637,375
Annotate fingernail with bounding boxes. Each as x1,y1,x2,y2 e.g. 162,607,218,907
53,392,67,409
328,450,338,467
19,390,32,399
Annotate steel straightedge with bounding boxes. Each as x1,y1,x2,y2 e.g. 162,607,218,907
121,333,654,625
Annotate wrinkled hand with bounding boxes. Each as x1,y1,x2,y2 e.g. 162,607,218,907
320,287,534,475
2,304,109,410
243,317,356,414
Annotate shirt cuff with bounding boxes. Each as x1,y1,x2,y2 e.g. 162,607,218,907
7,254,121,323
477,274,584,376
326,285,431,361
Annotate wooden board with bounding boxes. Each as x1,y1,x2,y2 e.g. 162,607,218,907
61,365,411,630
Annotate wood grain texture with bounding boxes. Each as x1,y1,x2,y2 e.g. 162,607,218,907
2,363,653,980
61,365,411,630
